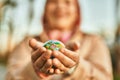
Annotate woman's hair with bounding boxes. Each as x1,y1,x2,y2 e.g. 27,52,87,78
42,0,81,31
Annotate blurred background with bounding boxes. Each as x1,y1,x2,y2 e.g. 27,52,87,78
0,0,120,80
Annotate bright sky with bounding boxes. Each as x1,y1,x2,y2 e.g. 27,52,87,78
80,0,117,32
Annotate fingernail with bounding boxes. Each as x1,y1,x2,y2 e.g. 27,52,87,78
49,68,54,74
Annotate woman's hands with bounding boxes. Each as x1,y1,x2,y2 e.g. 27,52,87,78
29,39,53,78
52,48,79,73
29,39,80,79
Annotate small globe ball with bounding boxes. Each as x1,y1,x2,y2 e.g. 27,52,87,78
43,40,65,50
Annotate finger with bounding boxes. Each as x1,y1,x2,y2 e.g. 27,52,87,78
36,72,49,79
53,51,76,68
34,50,52,69
32,49,41,63
60,48,79,62
31,47,46,63
29,39,43,50
67,42,80,51
40,59,52,73
49,68,54,74
55,69,63,74
72,42,80,51
53,58,69,72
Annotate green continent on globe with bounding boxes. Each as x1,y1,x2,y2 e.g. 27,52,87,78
43,40,65,50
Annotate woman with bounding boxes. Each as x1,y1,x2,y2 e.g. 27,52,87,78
6,0,113,80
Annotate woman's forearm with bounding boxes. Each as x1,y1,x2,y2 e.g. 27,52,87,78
70,57,113,80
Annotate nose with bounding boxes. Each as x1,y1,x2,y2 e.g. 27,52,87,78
56,1,65,9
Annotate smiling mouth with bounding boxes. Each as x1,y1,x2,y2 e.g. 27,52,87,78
54,12,67,18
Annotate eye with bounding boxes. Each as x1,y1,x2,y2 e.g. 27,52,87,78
65,0,71,5
48,0,57,3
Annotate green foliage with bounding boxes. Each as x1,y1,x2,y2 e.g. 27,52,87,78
114,74,120,80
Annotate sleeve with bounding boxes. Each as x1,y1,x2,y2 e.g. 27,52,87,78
5,38,39,80
65,36,113,80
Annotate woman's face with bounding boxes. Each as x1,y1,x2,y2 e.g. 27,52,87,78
45,0,79,31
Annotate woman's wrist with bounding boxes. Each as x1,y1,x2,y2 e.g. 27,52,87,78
67,58,80,74
67,66,76,74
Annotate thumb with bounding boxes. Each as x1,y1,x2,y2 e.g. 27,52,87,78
29,38,43,50
70,42,80,51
